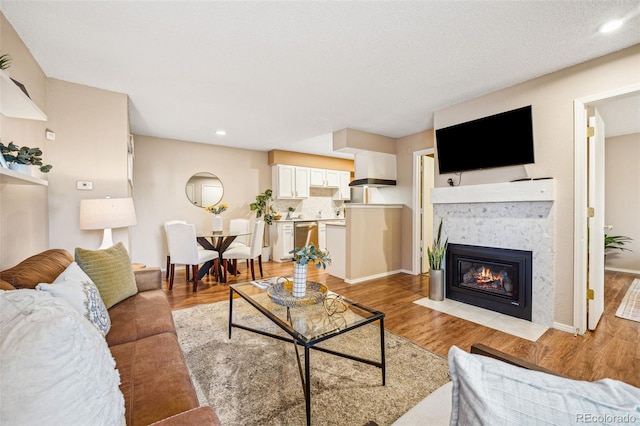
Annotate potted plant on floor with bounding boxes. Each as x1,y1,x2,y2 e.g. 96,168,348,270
250,189,277,258
427,219,448,301
605,234,633,254
0,141,52,174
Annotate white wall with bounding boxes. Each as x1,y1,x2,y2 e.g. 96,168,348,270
605,132,640,270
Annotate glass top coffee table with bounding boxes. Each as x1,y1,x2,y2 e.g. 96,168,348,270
229,281,386,426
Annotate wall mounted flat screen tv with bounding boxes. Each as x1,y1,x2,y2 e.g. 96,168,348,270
436,105,534,174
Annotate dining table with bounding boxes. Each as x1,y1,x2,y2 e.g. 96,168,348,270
197,231,251,283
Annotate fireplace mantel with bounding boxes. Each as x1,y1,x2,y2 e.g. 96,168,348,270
431,179,555,204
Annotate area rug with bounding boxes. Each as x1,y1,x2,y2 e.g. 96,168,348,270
615,279,640,322
172,299,450,426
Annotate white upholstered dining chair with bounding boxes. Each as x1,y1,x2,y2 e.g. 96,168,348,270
166,222,219,293
227,218,251,250
222,220,265,282
164,219,187,281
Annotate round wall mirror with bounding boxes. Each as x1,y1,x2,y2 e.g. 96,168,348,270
185,172,224,208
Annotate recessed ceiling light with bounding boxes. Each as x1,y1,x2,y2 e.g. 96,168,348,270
215,129,226,136
599,19,623,33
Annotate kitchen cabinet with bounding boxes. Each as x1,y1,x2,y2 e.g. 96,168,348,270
318,222,326,249
310,168,340,188
334,171,351,200
273,165,309,199
325,223,346,279
271,221,294,262
0,70,47,121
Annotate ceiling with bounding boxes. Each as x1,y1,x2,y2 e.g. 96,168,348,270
2,1,639,158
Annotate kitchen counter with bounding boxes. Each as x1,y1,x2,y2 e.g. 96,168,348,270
274,218,345,223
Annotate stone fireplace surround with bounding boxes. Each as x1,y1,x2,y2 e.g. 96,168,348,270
431,180,555,326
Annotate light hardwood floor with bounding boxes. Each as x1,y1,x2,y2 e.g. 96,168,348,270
164,261,640,388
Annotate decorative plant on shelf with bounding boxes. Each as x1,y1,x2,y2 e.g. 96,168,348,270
605,234,633,253
290,245,332,269
205,203,228,215
427,219,448,270
0,141,52,173
0,53,11,70
250,189,276,225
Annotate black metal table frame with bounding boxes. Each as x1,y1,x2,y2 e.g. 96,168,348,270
228,285,386,426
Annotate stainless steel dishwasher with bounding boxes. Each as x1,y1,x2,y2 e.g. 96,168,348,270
294,221,318,248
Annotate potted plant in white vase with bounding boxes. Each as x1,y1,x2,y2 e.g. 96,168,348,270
289,245,331,298
427,219,448,301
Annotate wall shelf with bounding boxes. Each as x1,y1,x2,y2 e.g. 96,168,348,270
0,168,48,186
431,179,554,204
0,70,47,121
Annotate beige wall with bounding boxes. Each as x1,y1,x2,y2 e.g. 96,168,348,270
46,79,130,254
605,132,640,268
0,13,50,268
433,45,640,326
333,128,396,154
130,135,271,268
345,205,403,281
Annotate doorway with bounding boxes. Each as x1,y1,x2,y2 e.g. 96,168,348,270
573,83,640,334
413,149,435,274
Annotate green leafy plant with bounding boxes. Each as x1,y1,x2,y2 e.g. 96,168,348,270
427,219,448,270
290,245,331,269
250,189,276,225
0,53,11,70
605,234,633,253
0,141,52,173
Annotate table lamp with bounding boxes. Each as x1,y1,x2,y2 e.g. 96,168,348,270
79,197,137,249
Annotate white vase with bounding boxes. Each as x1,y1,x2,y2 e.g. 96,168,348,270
212,215,223,232
293,263,307,298
8,163,32,176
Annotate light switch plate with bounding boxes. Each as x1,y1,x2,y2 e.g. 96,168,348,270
76,180,93,190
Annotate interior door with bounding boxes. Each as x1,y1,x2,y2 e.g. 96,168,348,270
421,154,435,273
587,109,605,330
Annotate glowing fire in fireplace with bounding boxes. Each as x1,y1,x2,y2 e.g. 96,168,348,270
461,264,513,295
474,267,504,285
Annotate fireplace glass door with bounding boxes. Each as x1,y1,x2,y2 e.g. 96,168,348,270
446,243,532,321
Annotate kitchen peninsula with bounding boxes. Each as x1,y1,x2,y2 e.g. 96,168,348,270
326,204,403,283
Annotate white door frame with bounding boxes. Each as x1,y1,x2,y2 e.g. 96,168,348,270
412,148,435,274
573,82,640,334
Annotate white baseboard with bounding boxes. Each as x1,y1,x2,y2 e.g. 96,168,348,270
345,269,403,284
552,322,577,335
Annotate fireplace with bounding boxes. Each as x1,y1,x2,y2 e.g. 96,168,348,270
446,243,532,321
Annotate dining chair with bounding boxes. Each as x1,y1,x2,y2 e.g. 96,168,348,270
222,220,265,282
166,222,219,293
227,218,251,249
164,219,187,281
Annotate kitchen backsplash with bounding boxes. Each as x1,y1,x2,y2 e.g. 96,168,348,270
273,188,345,219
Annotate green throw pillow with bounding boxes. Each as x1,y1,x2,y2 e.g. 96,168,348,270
75,242,137,309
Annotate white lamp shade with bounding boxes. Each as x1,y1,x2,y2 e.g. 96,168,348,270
79,198,137,230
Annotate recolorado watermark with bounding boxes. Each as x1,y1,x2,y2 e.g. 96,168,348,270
576,413,637,424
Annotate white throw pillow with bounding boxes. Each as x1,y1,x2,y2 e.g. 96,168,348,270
36,262,111,336
448,345,640,426
0,290,125,426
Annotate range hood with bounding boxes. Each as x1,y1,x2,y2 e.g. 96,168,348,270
349,151,397,187
349,178,396,187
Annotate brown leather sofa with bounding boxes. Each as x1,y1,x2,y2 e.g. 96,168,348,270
1,249,220,426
